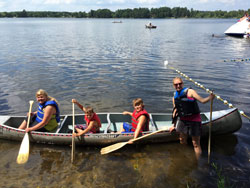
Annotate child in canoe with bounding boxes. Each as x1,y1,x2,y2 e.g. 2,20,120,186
119,98,150,143
72,99,101,137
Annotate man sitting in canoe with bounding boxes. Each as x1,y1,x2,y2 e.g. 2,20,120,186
18,89,60,132
119,98,150,143
72,99,101,137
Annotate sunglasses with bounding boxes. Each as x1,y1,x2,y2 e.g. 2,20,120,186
174,82,183,86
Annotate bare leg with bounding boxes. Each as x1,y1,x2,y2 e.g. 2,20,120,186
116,124,125,133
179,133,188,145
75,127,84,134
18,120,27,130
192,136,202,160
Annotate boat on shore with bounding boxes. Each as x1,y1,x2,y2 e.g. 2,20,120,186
224,16,250,37
0,108,242,146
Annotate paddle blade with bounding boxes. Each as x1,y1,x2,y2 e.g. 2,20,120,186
101,142,128,155
16,133,30,164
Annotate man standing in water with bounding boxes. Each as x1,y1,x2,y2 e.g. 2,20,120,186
170,77,214,160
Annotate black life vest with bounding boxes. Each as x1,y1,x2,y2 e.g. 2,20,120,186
174,87,200,117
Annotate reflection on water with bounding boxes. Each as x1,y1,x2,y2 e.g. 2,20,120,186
0,135,242,188
0,141,199,188
0,18,250,187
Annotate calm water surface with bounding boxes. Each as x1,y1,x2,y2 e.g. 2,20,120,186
0,18,250,187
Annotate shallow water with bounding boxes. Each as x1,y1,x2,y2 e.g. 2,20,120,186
0,18,250,187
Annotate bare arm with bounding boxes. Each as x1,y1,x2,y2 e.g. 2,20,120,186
72,99,87,112
169,97,177,132
187,89,214,104
123,111,133,116
26,111,37,117
172,97,175,108
26,105,55,132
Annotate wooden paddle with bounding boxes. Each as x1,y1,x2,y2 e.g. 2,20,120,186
71,102,75,163
100,127,169,155
208,94,214,164
16,100,34,164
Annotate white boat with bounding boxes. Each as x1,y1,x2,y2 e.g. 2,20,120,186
224,17,250,37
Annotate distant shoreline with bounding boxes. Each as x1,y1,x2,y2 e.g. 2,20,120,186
0,7,249,19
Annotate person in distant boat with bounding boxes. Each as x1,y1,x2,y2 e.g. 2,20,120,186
18,89,60,132
244,32,250,38
118,98,150,143
169,77,214,160
240,12,250,22
72,99,101,137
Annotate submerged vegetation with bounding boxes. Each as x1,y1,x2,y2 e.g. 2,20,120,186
211,163,235,188
0,7,250,19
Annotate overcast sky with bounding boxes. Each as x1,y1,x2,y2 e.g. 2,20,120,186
0,0,249,12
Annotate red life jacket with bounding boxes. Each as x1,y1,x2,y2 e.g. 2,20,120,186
131,109,149,132
84,113,101,133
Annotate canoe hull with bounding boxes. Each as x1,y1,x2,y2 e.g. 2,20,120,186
0,108,242,146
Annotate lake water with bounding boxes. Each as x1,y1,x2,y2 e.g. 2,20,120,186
0,18,250,187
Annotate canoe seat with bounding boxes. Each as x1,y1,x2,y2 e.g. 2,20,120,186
201,114,209,121
107,113,131,133
154,121,172,130
108,122,123,133
150,114,172,130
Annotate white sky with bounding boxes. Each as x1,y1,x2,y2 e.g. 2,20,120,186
0,0,249,12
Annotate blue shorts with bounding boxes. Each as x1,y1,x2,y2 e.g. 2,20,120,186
122,122,133,133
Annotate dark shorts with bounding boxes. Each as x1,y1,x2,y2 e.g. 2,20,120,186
25,115,48,132
176,119,201,137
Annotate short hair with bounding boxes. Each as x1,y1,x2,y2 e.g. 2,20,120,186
85,107,94,114
172,77,183,84
132,98,144,107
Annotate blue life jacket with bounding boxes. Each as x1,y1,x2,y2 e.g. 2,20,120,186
35,100,60,123
174,87,200,117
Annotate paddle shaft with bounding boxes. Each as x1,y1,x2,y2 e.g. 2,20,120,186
71,102,75,163
208,96,214,164
26,101,34,129
131,128,168,142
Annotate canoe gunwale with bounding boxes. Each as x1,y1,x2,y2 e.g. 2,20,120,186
0,108,242,146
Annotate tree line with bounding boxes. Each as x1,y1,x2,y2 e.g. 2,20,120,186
0,7,249,18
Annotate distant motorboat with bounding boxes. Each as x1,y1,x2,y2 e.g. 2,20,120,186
224,16,250,37
145,23,157,29
112,21,122,23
